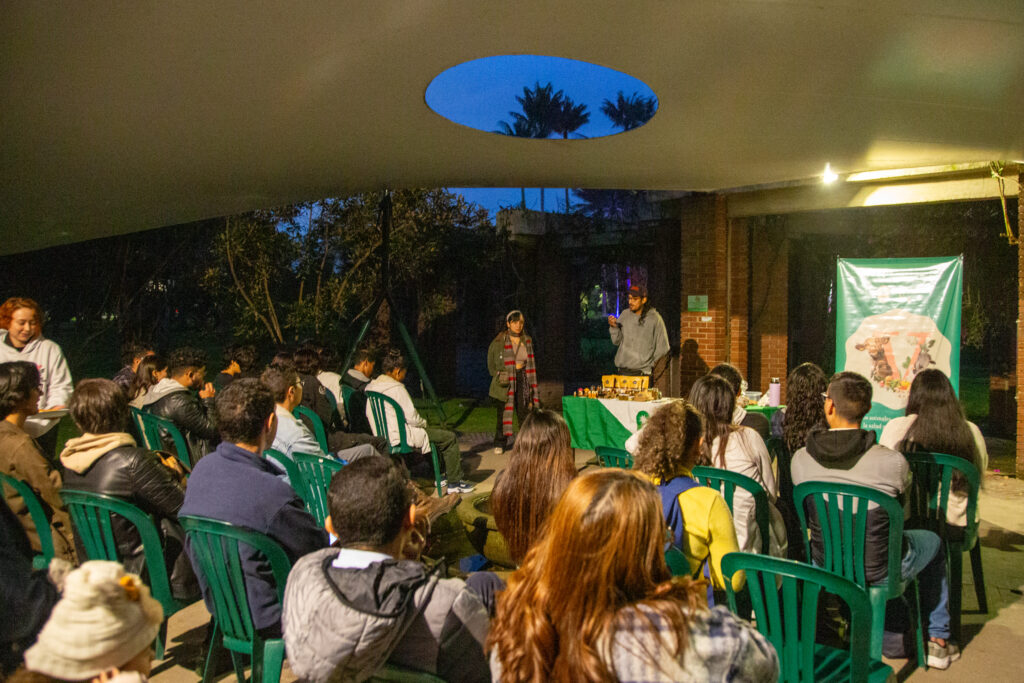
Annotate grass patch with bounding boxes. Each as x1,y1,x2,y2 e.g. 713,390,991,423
414,397,496,432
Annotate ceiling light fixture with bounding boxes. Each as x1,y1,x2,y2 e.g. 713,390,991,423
822,163,838,184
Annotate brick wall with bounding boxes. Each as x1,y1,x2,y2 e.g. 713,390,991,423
748,217,790,398
678,194,752,395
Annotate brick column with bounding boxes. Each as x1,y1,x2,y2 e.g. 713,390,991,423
748,218,790,398
678,194,750,395
1016,170,1024,479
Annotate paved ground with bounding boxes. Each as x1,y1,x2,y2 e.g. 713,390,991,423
150,435,1024,682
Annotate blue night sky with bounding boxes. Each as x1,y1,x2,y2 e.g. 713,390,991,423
426,55,658,215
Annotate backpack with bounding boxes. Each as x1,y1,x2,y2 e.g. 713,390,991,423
658,474,715,605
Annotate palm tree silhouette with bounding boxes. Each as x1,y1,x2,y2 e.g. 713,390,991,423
496,82,566,212
600,91,658,131
553,96,590,212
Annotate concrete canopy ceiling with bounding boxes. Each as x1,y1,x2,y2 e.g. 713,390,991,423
2,1,1022,253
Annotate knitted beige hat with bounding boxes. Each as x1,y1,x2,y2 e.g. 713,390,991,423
24,561,164,679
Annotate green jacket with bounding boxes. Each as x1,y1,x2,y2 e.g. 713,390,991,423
487,333,510,401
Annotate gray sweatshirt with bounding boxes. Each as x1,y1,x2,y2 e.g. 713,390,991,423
609,307,670,374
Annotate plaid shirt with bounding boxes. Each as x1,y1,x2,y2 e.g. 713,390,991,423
491,604,778,682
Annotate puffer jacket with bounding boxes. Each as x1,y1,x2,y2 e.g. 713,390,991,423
283,548,490,683
60,433,198,600
139,377,219,462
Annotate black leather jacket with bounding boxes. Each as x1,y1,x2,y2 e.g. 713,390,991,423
62,445,198,599
147,390,219,464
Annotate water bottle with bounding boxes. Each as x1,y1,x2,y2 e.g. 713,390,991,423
768,377,781,407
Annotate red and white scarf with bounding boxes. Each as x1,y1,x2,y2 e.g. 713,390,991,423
502,332,540,437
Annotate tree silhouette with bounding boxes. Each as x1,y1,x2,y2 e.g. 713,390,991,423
496,82,567,212
553,95,590,211
600,91,657,131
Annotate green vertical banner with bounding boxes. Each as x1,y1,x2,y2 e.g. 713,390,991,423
836,257,962,435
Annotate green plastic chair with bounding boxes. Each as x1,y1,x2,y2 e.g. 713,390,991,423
62,490,186,660
263,449,306,496
368,663,446,682
0,472,57,570
128,405,148,445
722,552,895,682
692,466,771,555
664,546,690,577
365,391,444,496
794,481,927,667
292,452,344,527
179,515,291,683
905,452,987,640
340,384,357,420
292,405,330,454
595,446,633,468
137,410,194,470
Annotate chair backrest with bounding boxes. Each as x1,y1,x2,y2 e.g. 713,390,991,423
664,546,690,577
128,406,148,444
365,391,410,453
722,552,883,683
263,449,306,495
61,489,181,617
793,481,904,596
595,446,633,469
0,472,56,569
292,405,330,454
691,466,770,555
341,384,356,419
292,452,344,527
905,452,981,549
138,411,193,469
179,515,292,651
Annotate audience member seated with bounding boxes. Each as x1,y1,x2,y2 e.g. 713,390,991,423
488,468,779,681
0,497,63,676
215,343,259,390
632,400,743,594
260,364,376,463
0,361,77,564
689,374,786,556
341,346,375,434
491,409,576,566
365,349,474,493
290,345,389,454
180,379,328,638
0,297,74,458
283,456,490,683
61,378,198,601
13,561,162,683
709,362,771,441
314,345,344,413
127,354,168,408
137,347,219,463
771,362,828,452
880,368,987,530
112,343,154,393
791,371,959,669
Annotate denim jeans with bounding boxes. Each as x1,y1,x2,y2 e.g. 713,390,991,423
891,529,951,640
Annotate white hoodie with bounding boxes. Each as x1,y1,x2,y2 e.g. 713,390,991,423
0,330,73,437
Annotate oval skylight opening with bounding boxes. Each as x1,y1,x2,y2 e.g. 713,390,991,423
426,55,658,140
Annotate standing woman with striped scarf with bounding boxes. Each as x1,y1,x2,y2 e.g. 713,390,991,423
488,310,540,454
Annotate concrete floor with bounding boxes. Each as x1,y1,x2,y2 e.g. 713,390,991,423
150,436,1024,682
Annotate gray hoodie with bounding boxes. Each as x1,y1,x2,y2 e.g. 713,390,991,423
609,307,670,374
133,377,188,408
283,548,490,682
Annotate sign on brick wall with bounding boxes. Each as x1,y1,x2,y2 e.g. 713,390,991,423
836,256,963,435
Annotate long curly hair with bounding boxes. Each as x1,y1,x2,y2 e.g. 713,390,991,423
900,369,980,493
633,400,703,481
782,362,828,453
487,469,704,681
491,410,576,565
688,374,737,467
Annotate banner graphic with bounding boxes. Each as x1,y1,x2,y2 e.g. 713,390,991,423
836,256,962,435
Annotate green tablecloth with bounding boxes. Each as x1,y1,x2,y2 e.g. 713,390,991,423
561,396,665,450
746,404,784,421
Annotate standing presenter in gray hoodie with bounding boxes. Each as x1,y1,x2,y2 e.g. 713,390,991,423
607,283,670,378
0,298,73,458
